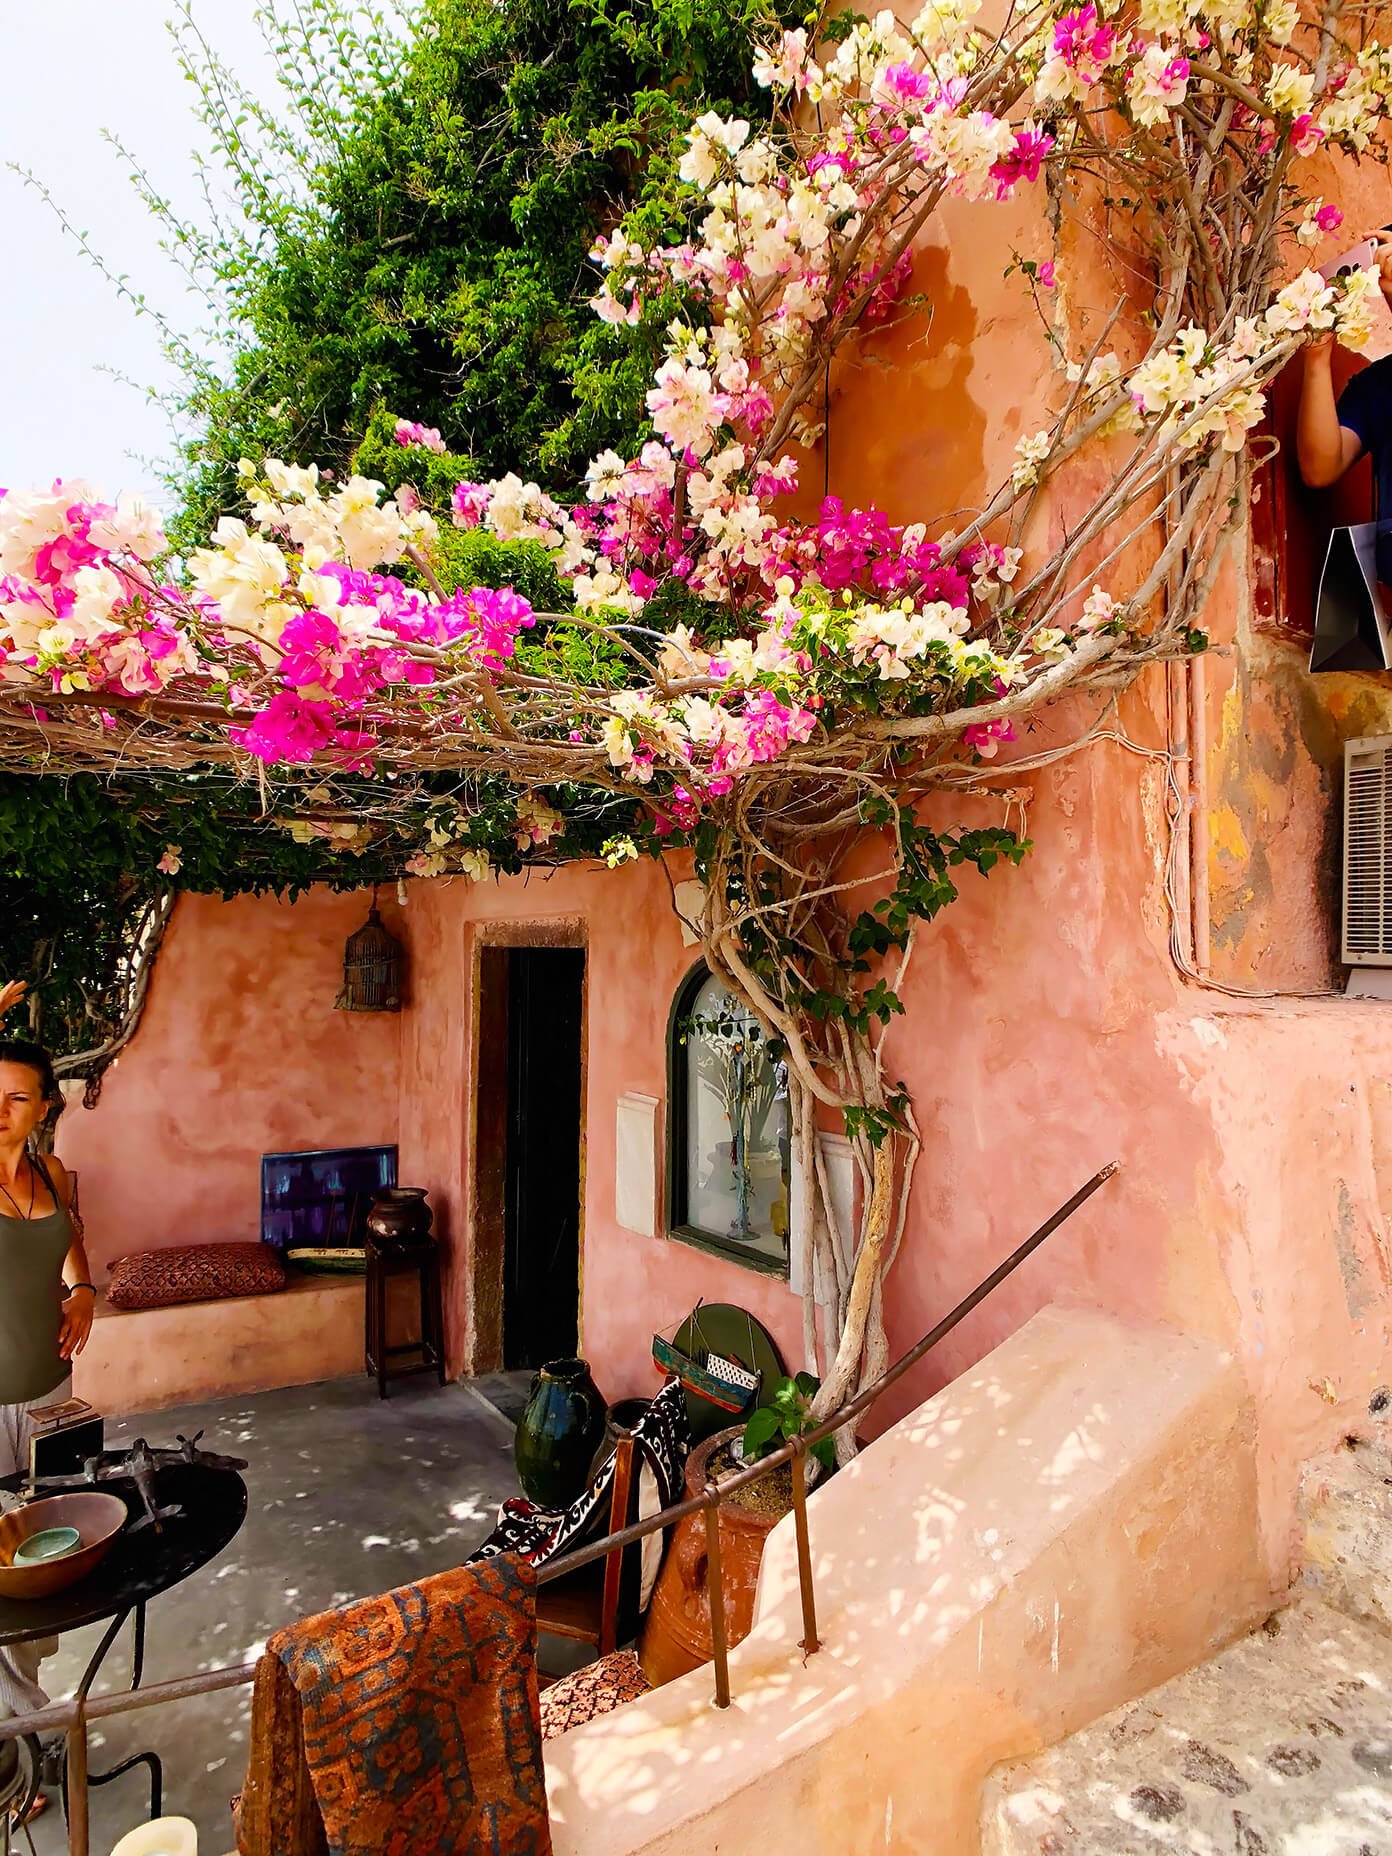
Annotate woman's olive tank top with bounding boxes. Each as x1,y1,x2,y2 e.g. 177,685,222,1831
0,1158,73,1405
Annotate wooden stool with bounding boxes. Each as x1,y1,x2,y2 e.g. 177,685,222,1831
364,1235,446,1398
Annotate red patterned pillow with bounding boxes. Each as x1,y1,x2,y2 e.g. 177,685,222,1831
107,1242,287,1310
539,1650,651,1740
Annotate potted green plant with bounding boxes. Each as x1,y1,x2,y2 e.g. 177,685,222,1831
740,1372,835,1476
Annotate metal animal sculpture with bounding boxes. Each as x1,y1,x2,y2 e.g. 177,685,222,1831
29,1432,248,1532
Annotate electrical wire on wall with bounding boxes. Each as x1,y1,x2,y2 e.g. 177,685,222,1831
939,698,1344,1004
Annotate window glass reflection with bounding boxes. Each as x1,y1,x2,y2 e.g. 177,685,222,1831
682,973,790,1268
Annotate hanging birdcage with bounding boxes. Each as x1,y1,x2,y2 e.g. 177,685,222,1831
336,898,403,1012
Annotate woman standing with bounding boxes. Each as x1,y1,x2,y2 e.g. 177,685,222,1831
0,980,96,1748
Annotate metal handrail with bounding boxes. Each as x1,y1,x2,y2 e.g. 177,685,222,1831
0,1162,1115,1855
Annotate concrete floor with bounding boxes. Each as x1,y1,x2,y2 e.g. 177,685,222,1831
24,1373,522,1856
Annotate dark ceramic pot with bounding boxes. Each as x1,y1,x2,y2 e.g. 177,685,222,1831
514,1358,607,1509
588,1396,652,1481
366,1188,432,1248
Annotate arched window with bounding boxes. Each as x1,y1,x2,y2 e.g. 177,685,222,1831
667,963,791,1275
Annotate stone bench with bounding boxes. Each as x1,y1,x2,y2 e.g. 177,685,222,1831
72,1272,370,1416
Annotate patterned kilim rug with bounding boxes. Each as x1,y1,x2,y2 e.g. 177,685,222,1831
236,1555,550,1856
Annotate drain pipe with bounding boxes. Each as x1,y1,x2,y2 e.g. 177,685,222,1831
1166,656,1194,966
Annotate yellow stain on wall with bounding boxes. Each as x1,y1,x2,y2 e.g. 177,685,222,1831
1208,802,1250,869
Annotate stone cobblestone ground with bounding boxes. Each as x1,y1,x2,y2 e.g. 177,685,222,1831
986,1408,1392,1856
983,1598,1392,1855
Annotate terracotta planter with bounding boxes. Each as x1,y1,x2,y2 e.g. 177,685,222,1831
638,1425,785,1688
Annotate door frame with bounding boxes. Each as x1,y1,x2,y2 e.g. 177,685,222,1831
467,917,588,1374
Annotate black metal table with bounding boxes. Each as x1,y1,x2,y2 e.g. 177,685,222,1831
0,1463,247,1841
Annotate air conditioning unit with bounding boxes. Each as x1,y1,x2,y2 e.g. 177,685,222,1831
1344,736,1392,973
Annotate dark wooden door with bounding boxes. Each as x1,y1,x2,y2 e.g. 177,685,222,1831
503,947,585,1370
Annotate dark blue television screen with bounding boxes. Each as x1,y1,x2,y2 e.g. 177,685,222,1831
260,1144,397,1251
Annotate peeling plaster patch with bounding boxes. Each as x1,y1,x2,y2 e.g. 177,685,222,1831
1191,1019,1227,1049
1206,633,1343,975
1336,1181,1375,1320
1209,803,1250,868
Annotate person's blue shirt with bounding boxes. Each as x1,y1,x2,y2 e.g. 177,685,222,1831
1337,357,1392,579
1338,356,1392,519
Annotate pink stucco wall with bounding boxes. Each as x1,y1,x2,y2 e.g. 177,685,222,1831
372,702,1392,1581
50,139,1392,1592
58,580,1392,1586
382,172,1392,1579
59,887,404,1274
393,863,804,1385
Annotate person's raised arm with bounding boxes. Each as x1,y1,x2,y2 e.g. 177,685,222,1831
1298,336,1364,487
0,980,27,1021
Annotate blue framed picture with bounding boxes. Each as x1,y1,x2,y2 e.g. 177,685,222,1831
260,1145,398,1251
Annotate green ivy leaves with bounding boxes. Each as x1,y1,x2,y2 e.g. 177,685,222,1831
742,1371,835,1473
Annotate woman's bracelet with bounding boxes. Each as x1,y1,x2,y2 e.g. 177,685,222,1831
65,1282,96,1297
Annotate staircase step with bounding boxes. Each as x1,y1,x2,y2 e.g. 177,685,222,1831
983,1599,1392,1855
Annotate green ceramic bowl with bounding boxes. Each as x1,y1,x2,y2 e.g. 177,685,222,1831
13,1526,81,1566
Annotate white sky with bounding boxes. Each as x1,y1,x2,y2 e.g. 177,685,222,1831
0,2,282,503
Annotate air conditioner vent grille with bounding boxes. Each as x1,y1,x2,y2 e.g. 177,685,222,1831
1343,738,1392,965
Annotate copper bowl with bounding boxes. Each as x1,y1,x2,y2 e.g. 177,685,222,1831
0,1492,127,1600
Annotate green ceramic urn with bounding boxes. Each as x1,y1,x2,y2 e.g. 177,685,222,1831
514,1358,607,1508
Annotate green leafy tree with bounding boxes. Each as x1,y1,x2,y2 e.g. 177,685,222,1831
6,0,784,1065
0,773,384,1085
155,0,790,543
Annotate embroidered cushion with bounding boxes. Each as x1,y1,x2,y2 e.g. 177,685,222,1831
539,1649,651,1740
107,1242,287,1310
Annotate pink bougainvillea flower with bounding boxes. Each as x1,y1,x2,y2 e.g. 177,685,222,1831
1052,4,1117,68
229,691,344,765
877,62,936,101
963,718,1016,759
393,419,447,455
451,482,492,528
990,127,1055,197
